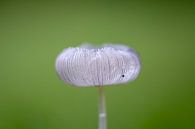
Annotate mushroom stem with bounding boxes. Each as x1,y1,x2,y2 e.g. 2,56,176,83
98,86,107,129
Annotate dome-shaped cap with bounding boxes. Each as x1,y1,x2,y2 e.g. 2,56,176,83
55,44,141,87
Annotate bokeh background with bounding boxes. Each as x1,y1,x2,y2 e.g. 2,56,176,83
0,0,194,129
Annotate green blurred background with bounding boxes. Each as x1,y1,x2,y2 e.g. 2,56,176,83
0,0,194,129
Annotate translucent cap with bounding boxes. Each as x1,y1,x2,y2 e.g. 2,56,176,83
55,44,141,87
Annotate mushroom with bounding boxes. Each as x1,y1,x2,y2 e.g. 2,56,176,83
55,44,141,129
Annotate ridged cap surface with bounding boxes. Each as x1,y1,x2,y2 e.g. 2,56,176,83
55,44,141,87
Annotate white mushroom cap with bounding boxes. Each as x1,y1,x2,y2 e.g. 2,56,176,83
55,44,141,87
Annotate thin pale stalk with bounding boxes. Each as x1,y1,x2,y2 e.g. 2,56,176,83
98,86,107,129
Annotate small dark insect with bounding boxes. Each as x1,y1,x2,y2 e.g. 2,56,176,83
122,75,125,77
